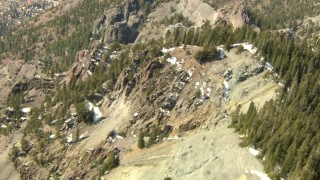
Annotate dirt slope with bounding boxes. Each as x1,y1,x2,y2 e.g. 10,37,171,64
108,121,265,180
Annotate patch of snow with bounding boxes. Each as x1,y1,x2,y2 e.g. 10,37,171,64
51,120,57,125
21,117,27,121
116,135,124,139
217,47,225,59
232,43,258,54
79,131,89,140
206,87,212,97
278,82,284,87
195,82,200,88
187,67,195,77
87,70,93,76
166,135,179,140
6,107,14,112
265,62,273,71
176,59,184,71
66,134,72,143
133,113,139,117
21,107,31,113
161,47,175,54
249,147,261,156
159,108,171,117
87,102,103,123
223,80,230,90
223,80,230,100
245,170,271,180
166,57,177,64
49,134,55,139
1,124,7,129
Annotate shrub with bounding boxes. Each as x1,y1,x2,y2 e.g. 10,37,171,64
236,45,245,54
75,102,94,124
10,145,20,160
138,132,145,149
194,46,219,63
98,151,120,176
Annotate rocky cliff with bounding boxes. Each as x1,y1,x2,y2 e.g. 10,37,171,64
65,50,95,85
178,0,248,28
93,0,154,44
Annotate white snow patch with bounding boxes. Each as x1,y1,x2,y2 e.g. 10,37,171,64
159,108,171,117
187,67,195,77
245,170,271,180
1,124,7,129
232,43,258,54
166,135,179,140
116,135,124,139
49,134,55,139
79,131,89,140
166,57,185,71
249,147,261,156
278,82,284,87
51,120,57,125
176,59,184,71
161,47,175,53
206,87,212,97
133,113,139,117
20,117,27,121
87,102,103,123
21,107,31,113
223,80,230,101
87,70,93,76
166,57,177,64
265,62,273,71
223,80,230,90
195,82,212,102
66,134,73,143
217,47,225,59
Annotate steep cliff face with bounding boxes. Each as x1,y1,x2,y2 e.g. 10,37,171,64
92,0,154,44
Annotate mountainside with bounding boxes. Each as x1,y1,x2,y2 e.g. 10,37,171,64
0,0,320,179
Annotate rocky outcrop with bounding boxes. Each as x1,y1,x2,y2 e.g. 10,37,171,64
177,0,248,28
93,0,154,44
65,50,95,85
179,119,201,131
92,15,107,35
10,77,54,95
236,64,264,83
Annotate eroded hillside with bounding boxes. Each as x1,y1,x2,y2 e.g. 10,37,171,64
0,0,320,179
